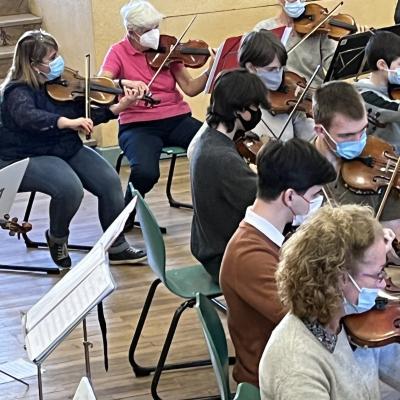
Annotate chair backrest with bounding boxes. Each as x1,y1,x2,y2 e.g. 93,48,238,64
233,382,261,400
131,185,166,283
195,293,231,400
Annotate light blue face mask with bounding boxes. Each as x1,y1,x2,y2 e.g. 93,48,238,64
387,68,400,85
256,68,283,91
284,0,306,18
46,55,65,80
323,126,367,160
343,273,379,315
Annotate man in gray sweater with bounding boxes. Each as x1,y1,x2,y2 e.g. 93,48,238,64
190,69,269,283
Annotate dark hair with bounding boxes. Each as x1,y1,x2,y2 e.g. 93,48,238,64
256,138,336,201
239,29,287,68
365,31,400,71
312,81,365,130
206,68,270,131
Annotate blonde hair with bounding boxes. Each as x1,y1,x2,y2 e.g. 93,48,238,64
0,29,58,92
120,0,163,31
276,204,383,325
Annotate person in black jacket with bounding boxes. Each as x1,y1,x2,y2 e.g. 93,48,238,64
0,30,147,268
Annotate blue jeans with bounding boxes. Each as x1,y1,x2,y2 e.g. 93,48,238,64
0,146,129,252
119,113,202,202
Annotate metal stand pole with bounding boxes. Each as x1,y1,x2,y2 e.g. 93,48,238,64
37,364,43,400
82,318,93,382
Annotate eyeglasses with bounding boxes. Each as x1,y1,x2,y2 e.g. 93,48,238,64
361,269,388,283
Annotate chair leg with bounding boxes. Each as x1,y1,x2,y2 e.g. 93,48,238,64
211,298,227,314
165,154,193,210
151,298,213,400
129,278,162,377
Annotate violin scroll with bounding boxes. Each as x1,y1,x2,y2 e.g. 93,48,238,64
1,214,32,238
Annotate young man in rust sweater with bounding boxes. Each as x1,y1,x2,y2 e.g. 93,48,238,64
220,138,336,387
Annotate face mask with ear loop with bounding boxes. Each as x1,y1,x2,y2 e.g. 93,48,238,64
131,28,160,50
343,274,379,315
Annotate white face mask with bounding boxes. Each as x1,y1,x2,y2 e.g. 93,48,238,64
138,28,160,50
387,67,400,85
284,0,306,18
292,194,323,226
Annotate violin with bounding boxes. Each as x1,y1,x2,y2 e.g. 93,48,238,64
342,297,400,348
146,34,210,69
269,71,313,118
235,135,264,165
294,3,357,41
46,67,160,107
341,135,400,195
1,214,32,238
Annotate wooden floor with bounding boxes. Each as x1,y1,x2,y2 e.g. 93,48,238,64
0,158,235,399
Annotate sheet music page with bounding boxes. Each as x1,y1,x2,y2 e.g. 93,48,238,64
73,377,97,400
97,196,137,251
24,244,115,362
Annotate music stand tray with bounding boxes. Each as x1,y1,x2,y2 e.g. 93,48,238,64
325,24,400,82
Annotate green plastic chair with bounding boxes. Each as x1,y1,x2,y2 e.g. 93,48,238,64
196,294,261,400
128,186,222,400
233,383,261,400
196,292,232,400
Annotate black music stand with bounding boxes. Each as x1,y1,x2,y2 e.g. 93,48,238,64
325,24,400,82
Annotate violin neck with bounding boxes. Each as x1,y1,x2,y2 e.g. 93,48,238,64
89,83,123,96
329,18,357,33
179,47,210,56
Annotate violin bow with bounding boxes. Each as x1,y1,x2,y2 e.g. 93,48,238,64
147,15,197,89
163,0,319,19
276,64,321,141
84,53,92,140
376,154,400,220
287,1,344,55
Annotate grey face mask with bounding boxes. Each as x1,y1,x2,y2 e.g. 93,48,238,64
256,68,283,91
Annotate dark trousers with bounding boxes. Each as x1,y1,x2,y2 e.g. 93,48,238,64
0,146,129,252
119,113,202,202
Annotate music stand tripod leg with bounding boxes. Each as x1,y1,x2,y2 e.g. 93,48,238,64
82,318,93,382
0,368,29,386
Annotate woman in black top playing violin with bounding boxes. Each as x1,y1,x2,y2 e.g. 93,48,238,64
0,29,147,268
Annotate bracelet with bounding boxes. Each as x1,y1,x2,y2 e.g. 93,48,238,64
118,78,123,88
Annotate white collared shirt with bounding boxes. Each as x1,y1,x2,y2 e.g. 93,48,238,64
244,207,285,248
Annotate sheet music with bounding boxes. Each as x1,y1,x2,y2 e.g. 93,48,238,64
73,377,97,400
97,196,137,251
22,196,138,363
24,245,114,362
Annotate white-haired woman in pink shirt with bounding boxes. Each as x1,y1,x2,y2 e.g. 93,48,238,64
100,0,213,231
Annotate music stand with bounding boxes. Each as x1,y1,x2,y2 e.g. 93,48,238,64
22,197,137,399
325,24,400,82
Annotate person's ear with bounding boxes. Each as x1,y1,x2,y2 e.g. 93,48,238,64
314,124,325,138
245,62,255,73
376,58,389,71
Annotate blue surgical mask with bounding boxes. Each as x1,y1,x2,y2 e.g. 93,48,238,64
256,68,283,91
344,274,379,315
46,55,65,80
387,68,400,85
284,0,305,18
323,126,367,160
